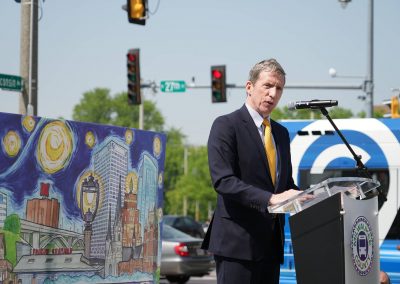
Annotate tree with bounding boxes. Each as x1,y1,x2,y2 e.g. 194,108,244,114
72,88,164,131
72,88,113,124
271,106,355,120
165,146,215,221
271,106,323,120
111,92,164,131
164,128,186,192
3,214,21,235
328,107,353,119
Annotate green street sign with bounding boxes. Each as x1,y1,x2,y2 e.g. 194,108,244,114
0,73,23,92
160,80,186,93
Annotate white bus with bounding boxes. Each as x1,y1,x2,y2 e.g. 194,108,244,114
280,118,400,283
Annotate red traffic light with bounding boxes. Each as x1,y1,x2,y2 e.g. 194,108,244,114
127,48,141,105
212,70,222,79
127,53,136,62
211,65,227,103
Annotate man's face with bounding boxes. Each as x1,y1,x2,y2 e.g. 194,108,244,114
245,70,285,118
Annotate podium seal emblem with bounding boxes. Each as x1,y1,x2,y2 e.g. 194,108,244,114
351,216,374,276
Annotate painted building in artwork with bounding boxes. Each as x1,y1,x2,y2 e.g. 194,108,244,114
0,233,13,283
142,208,158,272
104,184,123,277
118,209,158,274
117,154,159,276
0,192,7,228
90,139,128,259
121,184,141,248
26,183,60,228
13,254,99,283
138,154,158,239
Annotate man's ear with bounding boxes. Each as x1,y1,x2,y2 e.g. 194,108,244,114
245,81,252,95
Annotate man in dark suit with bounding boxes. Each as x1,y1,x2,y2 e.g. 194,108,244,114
202,59,301,284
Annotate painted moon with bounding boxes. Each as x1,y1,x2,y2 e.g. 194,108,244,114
2,130,21,157
153,136,161,158
85,131,96,148
37,121,73,174
22,116,36,132
125,129,134,145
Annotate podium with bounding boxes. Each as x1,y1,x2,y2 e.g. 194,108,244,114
268,177,381,284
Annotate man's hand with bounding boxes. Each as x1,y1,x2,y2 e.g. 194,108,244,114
269,189,313,206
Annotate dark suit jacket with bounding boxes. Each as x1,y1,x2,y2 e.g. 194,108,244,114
202,104,298,262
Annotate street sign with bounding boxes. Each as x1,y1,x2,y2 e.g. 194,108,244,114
0,73,23,92
160,80,186,93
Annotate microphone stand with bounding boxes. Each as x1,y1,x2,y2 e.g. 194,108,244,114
319,107,386,201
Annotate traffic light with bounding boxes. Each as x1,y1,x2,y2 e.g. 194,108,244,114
382,96,400,118
127,49,141,105
211,65,227,103
127,0,146,25
390,96,400,118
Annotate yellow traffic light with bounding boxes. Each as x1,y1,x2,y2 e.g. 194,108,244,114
391,96,400,118
127,0,146,25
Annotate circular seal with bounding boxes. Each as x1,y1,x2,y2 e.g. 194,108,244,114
351,216,374,276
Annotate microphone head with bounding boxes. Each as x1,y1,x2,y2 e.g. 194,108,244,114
287,101,296,110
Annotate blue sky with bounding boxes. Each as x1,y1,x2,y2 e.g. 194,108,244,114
1,0,399,145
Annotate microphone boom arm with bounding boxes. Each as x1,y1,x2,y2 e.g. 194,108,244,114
319,107,386,201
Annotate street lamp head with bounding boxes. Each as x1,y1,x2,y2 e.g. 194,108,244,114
329,68,337,78
338,0,351,9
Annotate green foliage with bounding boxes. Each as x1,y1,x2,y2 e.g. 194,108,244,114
165,146,215,221
72,88,113,124
272,106,354,120
72,88,164,131
1,229,20,266
164,128,186,192
357,111,366,118
4,214,21,235
271,107,322,120
373,109,386,118
154,267,160,283
110,92,164,131
328,107,353,119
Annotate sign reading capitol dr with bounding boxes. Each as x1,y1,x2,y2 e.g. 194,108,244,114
0,73,23,91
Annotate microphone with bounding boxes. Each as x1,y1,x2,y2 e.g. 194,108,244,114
287,99,338,110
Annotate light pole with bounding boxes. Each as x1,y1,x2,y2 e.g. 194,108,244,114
329,67,367,102
19,0,38,116
337,0,374,117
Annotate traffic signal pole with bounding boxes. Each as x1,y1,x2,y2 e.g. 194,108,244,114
141,82,364,91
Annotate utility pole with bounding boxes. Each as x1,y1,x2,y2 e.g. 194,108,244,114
19,0,38,115
183,146,189,175
337,0,374,117
366,0,374,118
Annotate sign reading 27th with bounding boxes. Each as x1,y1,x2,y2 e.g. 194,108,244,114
160,81,186,93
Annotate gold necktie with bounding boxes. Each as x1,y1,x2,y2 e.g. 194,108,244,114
263,119,276,185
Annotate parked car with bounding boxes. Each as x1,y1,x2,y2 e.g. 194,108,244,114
161,224,215,284
163,215,205,238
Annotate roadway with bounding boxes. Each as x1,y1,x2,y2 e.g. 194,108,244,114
160,269,216,284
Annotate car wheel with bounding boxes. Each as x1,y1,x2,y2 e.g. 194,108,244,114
166,275,190,283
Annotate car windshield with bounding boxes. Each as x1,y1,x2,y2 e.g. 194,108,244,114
163,216,175,225
162,224,194,240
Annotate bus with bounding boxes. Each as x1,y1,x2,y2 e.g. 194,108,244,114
279,118,400,283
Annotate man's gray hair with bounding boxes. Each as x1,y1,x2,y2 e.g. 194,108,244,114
248,58,286,84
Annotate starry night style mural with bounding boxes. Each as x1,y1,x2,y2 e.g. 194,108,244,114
0,112,166,284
